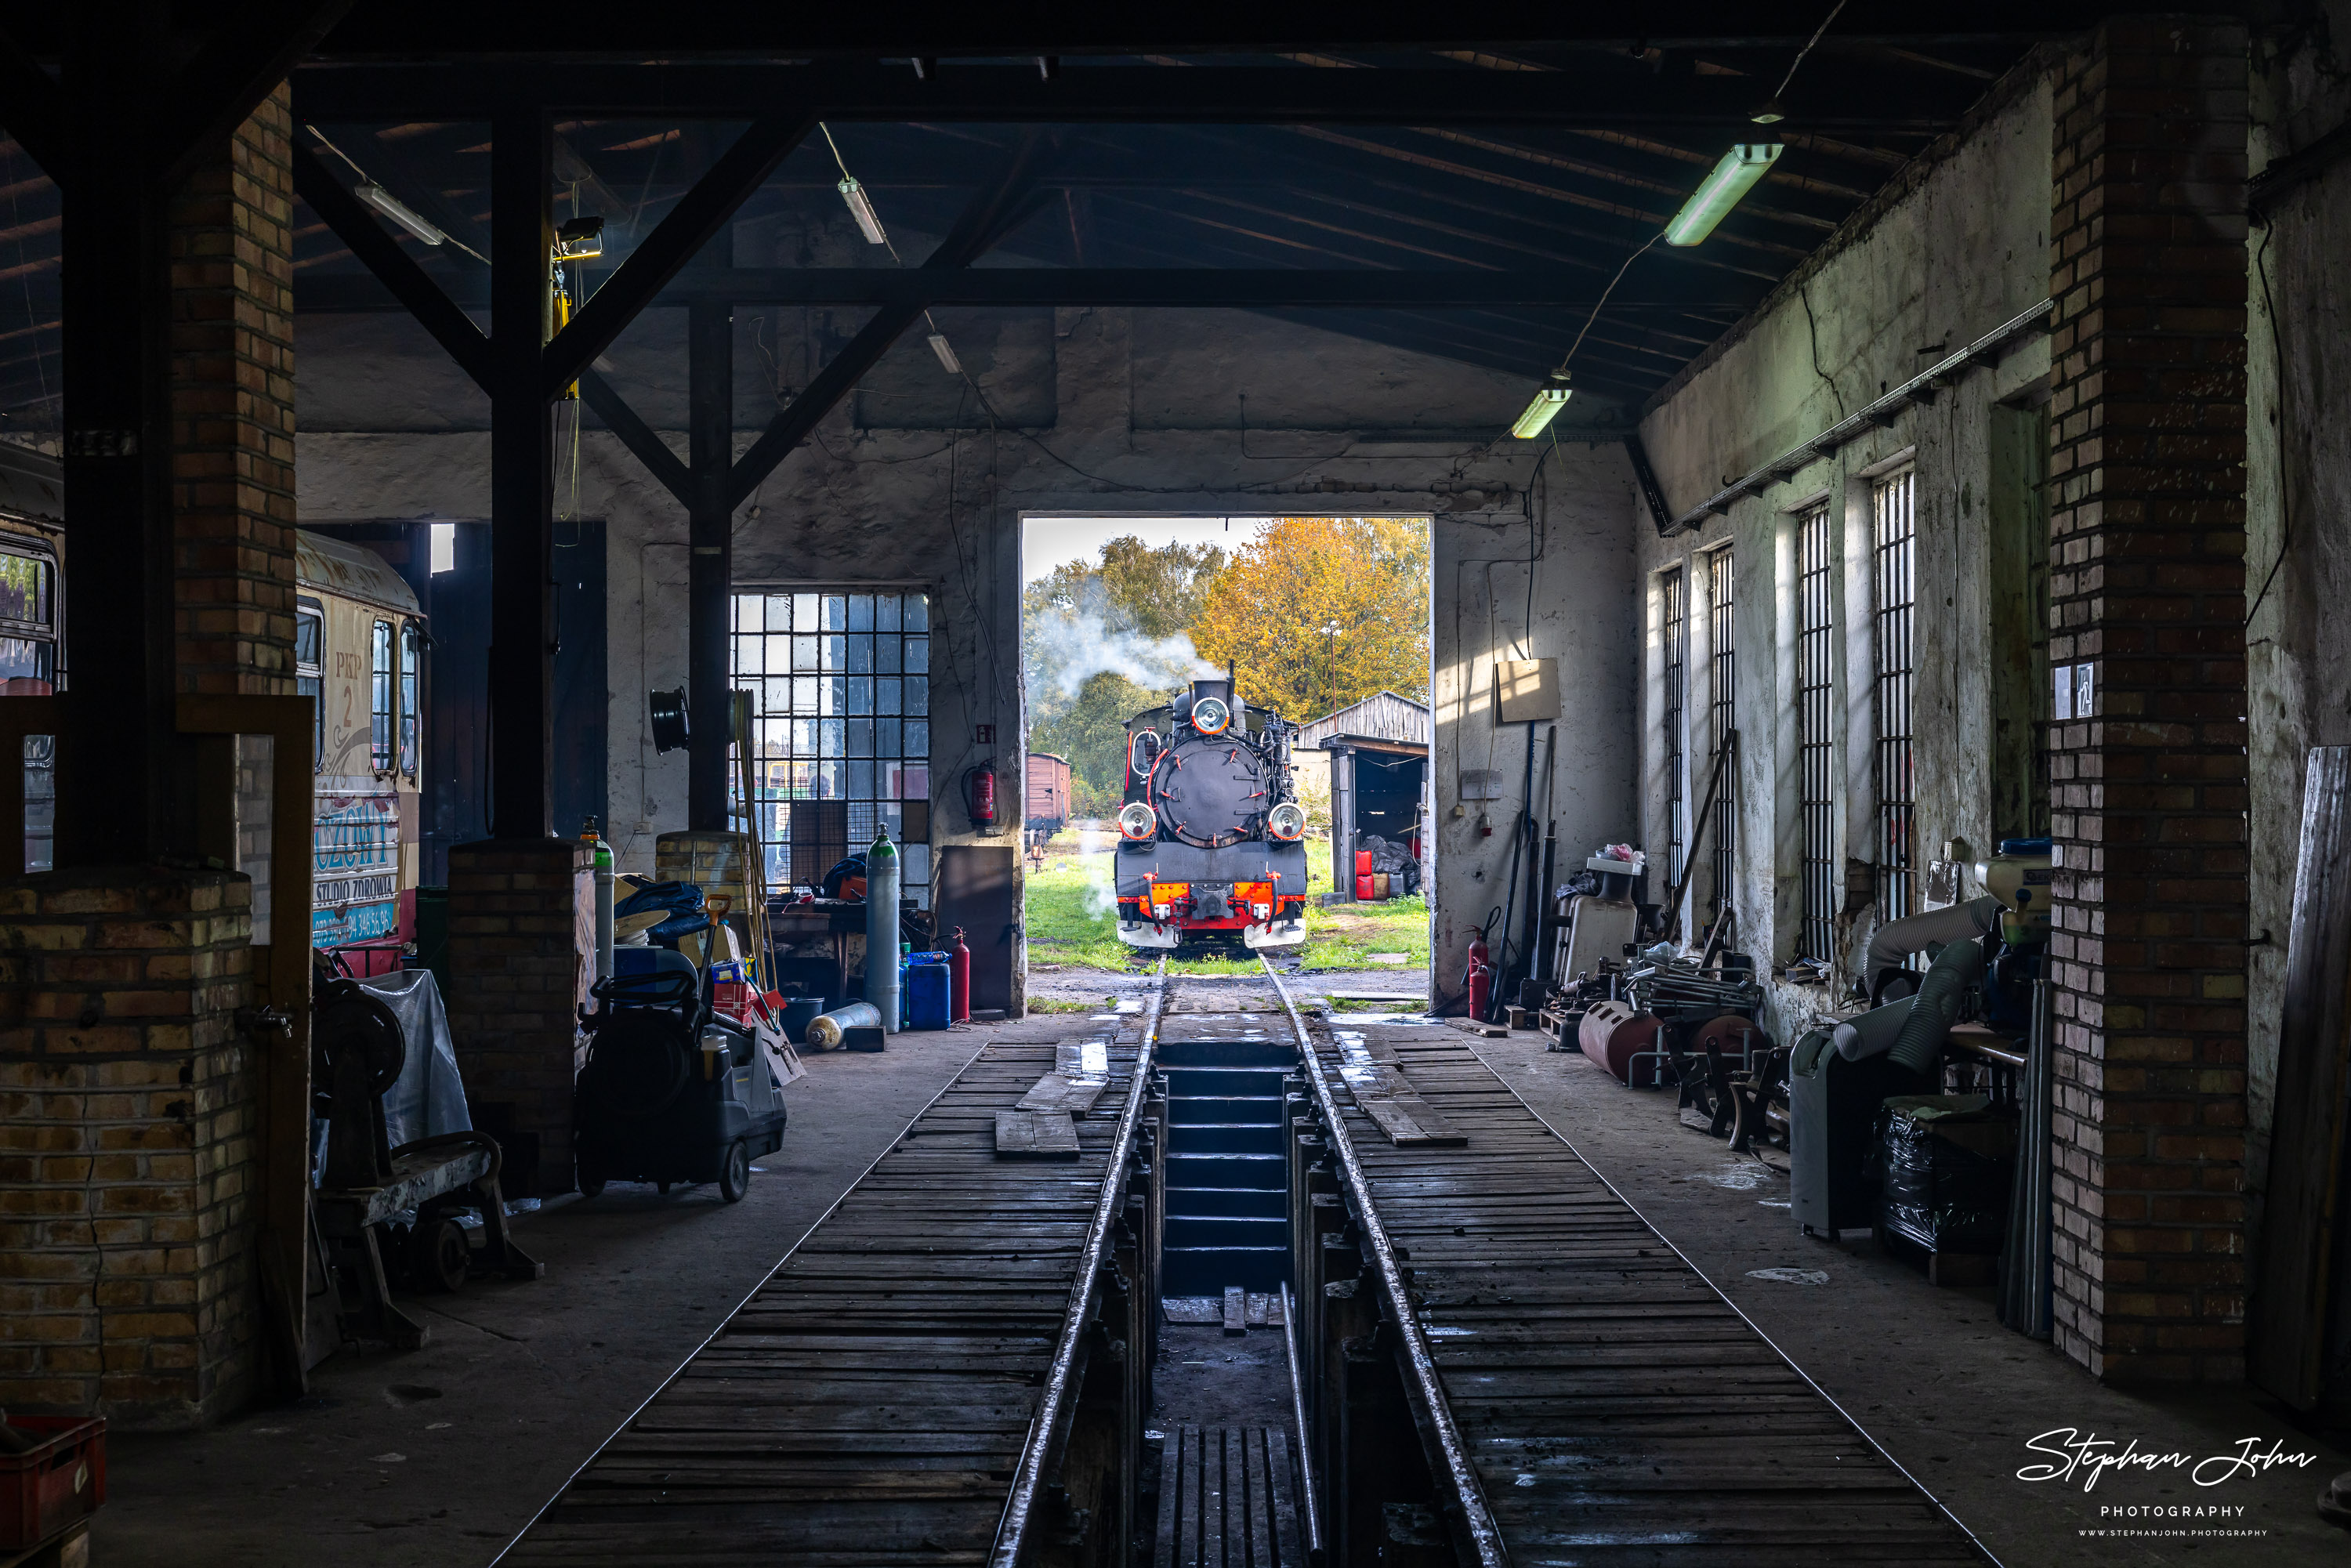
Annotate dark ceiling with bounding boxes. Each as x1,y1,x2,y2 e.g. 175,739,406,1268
0,15,2103,446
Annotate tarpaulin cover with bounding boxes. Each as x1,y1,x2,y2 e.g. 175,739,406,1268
1875,1095,2015,1254
615,880,710,940
357,967,473,1150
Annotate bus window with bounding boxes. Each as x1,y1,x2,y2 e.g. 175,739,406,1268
399,621,420,777
296,599,324,770
371,618,393,773
0,549,55,693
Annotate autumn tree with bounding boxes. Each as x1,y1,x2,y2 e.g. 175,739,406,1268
1189,516,1429,721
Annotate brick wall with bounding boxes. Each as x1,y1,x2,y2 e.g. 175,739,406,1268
445,838,592,1196
168,81,299,699
0,869,259,1424
2045,16,2250,1383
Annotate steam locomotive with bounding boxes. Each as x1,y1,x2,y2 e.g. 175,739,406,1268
1114,678,1309,950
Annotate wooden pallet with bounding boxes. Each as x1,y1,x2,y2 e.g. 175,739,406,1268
1307,1028,1991,1566
500,1027,1143,1566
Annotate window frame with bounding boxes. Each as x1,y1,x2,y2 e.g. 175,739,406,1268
369,617,395,774
1871,469,1918,930
295,596,325,773
1795,503,1838,965
1704,545,1736,922
398,620,422,779
730,588,934,902
1659,565,1688,901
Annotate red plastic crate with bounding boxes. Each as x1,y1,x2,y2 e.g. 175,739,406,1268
0,1414,105,1548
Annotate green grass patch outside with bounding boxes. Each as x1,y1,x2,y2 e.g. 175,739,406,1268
1024,837,1429,976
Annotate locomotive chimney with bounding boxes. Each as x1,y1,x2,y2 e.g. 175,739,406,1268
1190,676,1232,707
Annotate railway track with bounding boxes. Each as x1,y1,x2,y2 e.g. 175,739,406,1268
495,958,1991,1566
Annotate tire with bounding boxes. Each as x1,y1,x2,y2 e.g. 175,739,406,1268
411,1216,471,1293
718,1139,751,1204
577,1170,607,1199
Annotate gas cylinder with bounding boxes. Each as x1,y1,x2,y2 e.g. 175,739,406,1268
864,827,900,1034
1465,929,1492,1021
581,817,614,980
948,925,972,1022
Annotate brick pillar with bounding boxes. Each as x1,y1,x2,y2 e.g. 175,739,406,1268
0,871,257,1423
0,89,297,1424
169,80,298,698
445,839,592,1196
2045,16,2250,1384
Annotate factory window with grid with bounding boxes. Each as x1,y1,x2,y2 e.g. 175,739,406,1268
1872,469,1918,929
731,590,933,905
1661,567,1688,899
1707,545,1735,919
1796,504,1837,964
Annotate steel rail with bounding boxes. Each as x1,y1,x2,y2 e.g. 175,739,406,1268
1278,1281,1327,1566
1262,959,1509,1568
987,964,1167,1568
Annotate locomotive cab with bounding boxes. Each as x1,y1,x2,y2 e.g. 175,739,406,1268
1114,678,1309,950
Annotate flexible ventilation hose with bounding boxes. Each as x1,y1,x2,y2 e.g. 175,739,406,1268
1887,936,1985,1073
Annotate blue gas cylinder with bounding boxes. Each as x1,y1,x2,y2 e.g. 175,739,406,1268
906,961,952,1030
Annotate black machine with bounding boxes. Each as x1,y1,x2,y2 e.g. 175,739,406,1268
311,977,542,1352
1113,677,1310,951
574,948,788,1201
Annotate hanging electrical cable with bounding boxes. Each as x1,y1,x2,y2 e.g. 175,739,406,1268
1751,0,1851,124
820,122,966,380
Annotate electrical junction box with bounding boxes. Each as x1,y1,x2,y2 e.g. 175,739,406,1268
1497,659,1559,723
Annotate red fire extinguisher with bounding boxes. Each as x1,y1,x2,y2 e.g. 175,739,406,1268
948,925,973,1022
1465,928,1493,1022
965,762,997,829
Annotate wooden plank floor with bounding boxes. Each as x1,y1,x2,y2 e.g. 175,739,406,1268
1314,1023,1991,1566
500,1024,1141,1566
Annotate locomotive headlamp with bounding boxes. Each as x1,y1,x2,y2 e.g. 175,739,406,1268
1191,696,1232,735
1266,802,1306,841
1118,802,1156,842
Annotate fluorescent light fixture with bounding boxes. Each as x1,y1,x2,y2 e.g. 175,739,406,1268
927,331,963,376
1750,99,1786,125
1665,143,1782,247
357,183,445,246
1511,384,1570,439
839,176,889,245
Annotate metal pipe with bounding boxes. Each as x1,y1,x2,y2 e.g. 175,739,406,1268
1262,958,1510,1568
987,965,1166,1568
1279,1282,1326,1566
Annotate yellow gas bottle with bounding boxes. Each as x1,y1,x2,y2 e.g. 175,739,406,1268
1975,836,2053,944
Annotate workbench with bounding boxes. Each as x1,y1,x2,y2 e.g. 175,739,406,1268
766,896,919,1000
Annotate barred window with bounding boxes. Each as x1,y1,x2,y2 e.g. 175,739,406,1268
1661,567,1688,896
1796,504,1837,965
1873,469,1918,926
1708,546,1736,918
733,590,933,904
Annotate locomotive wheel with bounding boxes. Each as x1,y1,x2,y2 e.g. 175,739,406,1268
410,1217,471,1293
718,1139,751,1204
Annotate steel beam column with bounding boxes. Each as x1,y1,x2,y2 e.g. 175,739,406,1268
687,298,734,832
57,8,173,864
488,105,555,840
1328,744,1357,903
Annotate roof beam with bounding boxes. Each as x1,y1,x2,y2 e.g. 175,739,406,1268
297,266,1762,312
0,22,63,178
154,2,357,189
290,139,491,389
289,62,1972,132
284,3,2114,56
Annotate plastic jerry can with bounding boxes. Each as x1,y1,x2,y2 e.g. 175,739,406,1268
906,962,952,1030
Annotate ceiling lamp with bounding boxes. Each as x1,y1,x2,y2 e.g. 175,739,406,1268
1750,100,1786,125
927,331,963,376
357,183,445,246
1665,144,1783,247
1511,375,1571,439
838,176,889,245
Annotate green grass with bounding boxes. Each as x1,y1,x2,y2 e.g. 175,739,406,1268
1024,838,1429,977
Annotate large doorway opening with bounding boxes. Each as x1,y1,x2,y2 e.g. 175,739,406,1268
1018,514,1433,991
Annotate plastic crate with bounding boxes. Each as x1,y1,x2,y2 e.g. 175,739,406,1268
0,1414,105,1549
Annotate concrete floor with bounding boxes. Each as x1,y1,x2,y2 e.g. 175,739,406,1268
96,1024,998,1568
1468,1029,2351,1567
